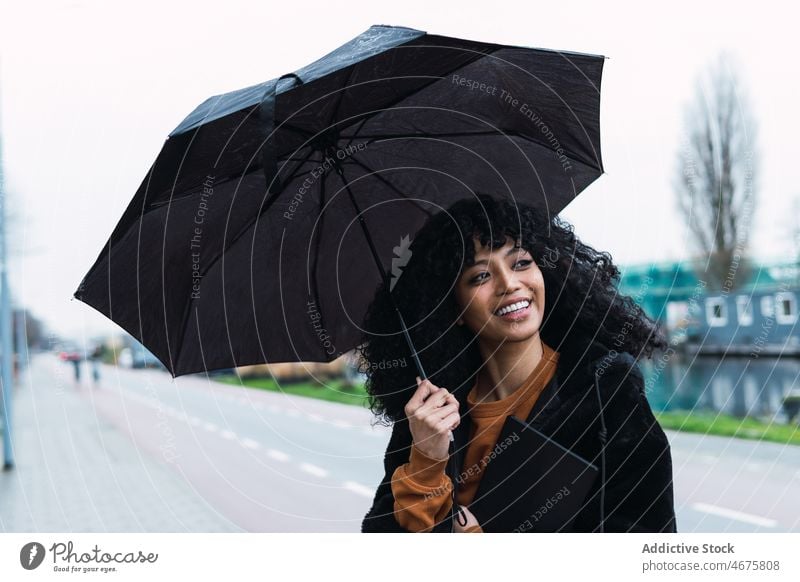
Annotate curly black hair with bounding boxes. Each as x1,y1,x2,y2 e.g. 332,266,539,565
355,193,667,426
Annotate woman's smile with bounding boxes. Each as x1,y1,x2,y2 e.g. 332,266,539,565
493,297,532,321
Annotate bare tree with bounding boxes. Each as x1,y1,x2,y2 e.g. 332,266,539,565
674,52,758,292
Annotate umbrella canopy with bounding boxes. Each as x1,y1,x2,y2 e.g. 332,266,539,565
73,24,605,377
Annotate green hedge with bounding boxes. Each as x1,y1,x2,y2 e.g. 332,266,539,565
215,375,370,407
655,411,800,446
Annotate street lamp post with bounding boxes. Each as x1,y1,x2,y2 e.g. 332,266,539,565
0,76,14,470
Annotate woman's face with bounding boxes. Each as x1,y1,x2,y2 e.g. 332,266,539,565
454,235,545,345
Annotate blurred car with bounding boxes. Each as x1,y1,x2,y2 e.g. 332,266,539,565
118,345,166,370
133,347,164,369
117,348,134,368
57,342,83,362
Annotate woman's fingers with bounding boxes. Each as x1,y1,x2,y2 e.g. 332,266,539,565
422,382,449,404
406,377,458,431
433,407,460,432
405,377,436,416
416,401,455,424
432,401,459,418
426,390,450,410
404,377,460,462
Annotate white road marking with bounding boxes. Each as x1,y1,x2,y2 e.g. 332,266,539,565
267,449,290,462
331,420,352,429
286,409,300,418
691,502,777,528
220,429,236,440
203,421,219,432
240,438,260,450
307,413,324,422
745,463,762,472
299,463,328,478
343,481,374,498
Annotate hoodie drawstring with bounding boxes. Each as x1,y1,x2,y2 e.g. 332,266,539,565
447,436,468,530
594,367,607,533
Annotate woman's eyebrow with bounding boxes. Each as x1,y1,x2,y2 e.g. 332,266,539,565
469,246,526,267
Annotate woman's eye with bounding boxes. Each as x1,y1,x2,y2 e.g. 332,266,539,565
470,272,489,284
470,260,531,284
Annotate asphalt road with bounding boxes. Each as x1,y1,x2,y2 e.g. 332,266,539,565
18,353,800,532
75,357,390,532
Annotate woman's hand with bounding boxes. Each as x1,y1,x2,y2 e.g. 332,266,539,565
404,376,461,461
454,505,482,533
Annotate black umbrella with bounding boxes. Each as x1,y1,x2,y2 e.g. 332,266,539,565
73,24,604,531
73,24,604,379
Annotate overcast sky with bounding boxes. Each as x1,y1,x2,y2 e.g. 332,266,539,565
1,0,798,340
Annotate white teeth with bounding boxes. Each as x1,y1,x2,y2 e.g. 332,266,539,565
495,300,530,316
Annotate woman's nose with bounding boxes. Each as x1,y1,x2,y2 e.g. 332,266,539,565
495,265,521,293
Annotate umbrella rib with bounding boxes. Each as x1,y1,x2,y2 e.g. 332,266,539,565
225,147,319,251
279,147,322,190
330,49,492,146
345,156,435,218
146,152,322,211
148,191,209,209
360,128,599,172
351,118,598,171
343,117,369,148
285,155,323,163
328,63,356,131
283,123,313,137
311,169,327,342
357,130,500,141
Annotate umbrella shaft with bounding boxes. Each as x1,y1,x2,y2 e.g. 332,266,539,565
332,161,429,382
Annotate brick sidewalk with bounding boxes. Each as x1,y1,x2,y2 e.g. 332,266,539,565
0,354,241,532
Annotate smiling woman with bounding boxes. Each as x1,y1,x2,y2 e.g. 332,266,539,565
358,193,676,533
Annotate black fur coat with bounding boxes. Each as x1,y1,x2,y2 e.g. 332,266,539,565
361,339,677,533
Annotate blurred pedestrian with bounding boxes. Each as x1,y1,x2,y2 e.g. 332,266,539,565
89,344,103,384
71,357,81,382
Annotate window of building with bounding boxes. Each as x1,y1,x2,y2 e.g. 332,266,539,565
705,297,727,327
736,296,753,326
775,292,797,325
